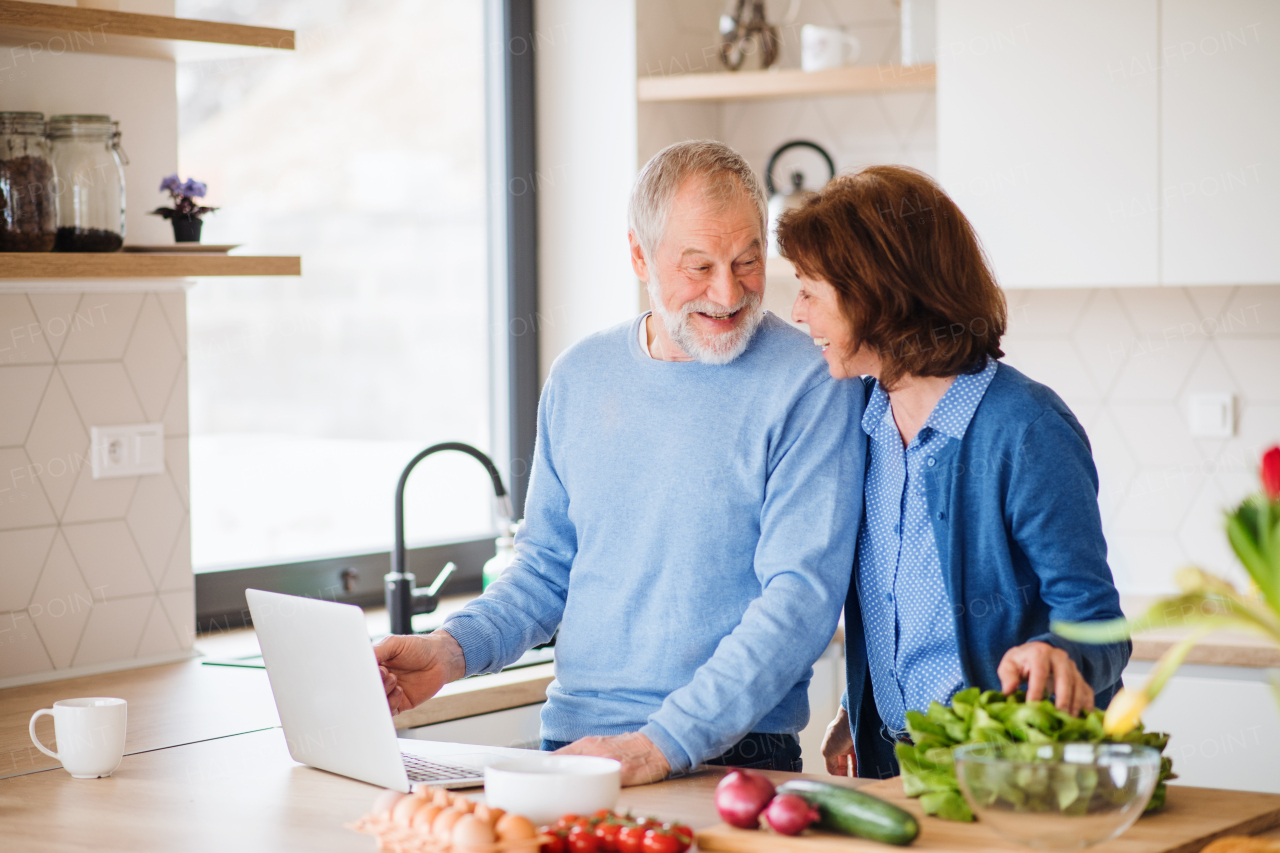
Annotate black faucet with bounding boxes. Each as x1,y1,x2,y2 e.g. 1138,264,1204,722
386,442,512,635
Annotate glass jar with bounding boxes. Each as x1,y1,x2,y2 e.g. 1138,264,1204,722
0,112,57,252
48,114,128,252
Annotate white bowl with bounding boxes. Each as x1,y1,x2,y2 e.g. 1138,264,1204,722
484,755,621,825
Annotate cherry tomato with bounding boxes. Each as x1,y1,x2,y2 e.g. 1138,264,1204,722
617,824,647,853
593,809,615,820
667,824,694,853
557,815,582,830
540,828,566,853
567,825,598,853
641,830,681,853
594,821,622,852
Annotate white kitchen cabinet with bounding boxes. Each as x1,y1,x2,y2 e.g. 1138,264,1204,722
938,1,1160,288
1161,0,1280,286
1123,662,1280,794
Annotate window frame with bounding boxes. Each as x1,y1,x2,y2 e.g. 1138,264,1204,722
193,0,539,631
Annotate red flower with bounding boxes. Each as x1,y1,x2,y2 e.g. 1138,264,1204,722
1263,446,1280,501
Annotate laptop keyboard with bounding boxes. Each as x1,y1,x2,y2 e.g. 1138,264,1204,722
401,753,484,783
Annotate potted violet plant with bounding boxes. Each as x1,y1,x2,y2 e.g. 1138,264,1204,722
150,174,218,243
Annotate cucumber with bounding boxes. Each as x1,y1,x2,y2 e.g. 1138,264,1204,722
776,779,920,846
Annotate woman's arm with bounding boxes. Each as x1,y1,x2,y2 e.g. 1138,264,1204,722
1004,408,1131,701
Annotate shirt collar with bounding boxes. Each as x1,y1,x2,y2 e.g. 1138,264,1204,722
860,357,999,441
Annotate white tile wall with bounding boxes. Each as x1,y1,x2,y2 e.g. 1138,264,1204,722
1001,286,1280,596
0,291,193,686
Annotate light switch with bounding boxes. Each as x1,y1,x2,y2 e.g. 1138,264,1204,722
90,423,166,479
1189,393,1235,438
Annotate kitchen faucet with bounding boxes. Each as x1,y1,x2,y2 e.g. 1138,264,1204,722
385,442,512,635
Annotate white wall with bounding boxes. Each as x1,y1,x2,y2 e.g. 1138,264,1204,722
534,0,640,380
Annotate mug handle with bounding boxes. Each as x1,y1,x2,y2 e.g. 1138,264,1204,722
29,708,60,760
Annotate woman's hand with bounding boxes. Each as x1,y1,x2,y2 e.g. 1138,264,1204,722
820,706,857,777
997,641,1094,716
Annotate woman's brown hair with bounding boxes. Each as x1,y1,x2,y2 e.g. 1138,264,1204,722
775,165,1006,390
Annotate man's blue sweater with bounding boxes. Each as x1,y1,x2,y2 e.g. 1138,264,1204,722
443,312,866,772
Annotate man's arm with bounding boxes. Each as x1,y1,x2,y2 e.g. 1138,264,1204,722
639,377,865,772
375,379,577,712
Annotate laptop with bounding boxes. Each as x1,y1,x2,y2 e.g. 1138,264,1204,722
245,588,536,793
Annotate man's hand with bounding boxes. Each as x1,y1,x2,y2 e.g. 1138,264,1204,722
374,630,467,715
998,640,1094,716
821,706,857,777
553,732,671,787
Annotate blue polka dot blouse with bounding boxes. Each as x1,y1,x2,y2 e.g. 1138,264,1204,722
857,356,999,737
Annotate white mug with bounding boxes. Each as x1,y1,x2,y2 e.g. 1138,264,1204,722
29,697,127,779
801,24,861,72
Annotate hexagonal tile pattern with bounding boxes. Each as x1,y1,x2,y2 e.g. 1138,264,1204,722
126,474,185,588
0,611,53,679
1110,336,1204,403
72,595,153,668
23,370,88,519
60,465,138,525
160,589,196,650
155,290,187,355
1007,289,1092,338
0,366,51,447
59,363,146,427
135,598,180,658
1217,338,1280,403
123,295,183,422
1069,289,1136,398
0,447,56,530
157,520,193,592
163,360,189,437
27,293,83,360
0,294,55,365
1217,285,1280,337
63,521,154,600
0,526,55,612
1000,338,1098,406
57,292,143,363
29,532,94,669
1177,479,1245,583
165,435,189,508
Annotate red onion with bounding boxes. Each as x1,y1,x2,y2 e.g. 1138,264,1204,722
715,769,776,829
763,794,820,836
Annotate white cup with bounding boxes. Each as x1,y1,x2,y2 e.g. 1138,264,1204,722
801,24,861,72
29,697,127,779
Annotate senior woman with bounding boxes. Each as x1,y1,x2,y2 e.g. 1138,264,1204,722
776,165,1130,779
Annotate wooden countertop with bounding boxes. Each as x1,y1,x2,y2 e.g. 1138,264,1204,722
3,726,1279,853
2,634,552,780
1122,596,1280,668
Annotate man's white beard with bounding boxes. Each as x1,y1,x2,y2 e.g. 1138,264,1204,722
647,274,764,365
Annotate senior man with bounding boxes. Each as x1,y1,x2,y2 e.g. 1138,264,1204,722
375,140,865,785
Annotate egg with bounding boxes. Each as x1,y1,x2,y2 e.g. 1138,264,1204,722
432,807,464,843
496,813,537,841
474,804,505,829
451,813,497,853
453,796,475,814
371,789,405,818
391,792,426,826
410,804,442,831
432,787,454,808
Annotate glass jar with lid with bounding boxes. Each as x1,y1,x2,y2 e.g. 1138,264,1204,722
0,112,57,252
48,114,128,252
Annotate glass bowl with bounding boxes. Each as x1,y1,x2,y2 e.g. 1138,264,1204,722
954,742,1161,850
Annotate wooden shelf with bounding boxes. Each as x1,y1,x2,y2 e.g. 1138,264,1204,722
0,253,301,279
638,64,935,102
0,0,295,61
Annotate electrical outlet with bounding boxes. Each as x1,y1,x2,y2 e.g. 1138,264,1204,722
90,423,165,479
1189,393,1235,438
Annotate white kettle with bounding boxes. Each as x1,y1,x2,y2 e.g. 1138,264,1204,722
765,140,835,256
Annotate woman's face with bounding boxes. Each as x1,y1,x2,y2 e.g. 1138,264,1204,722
791,272,881,380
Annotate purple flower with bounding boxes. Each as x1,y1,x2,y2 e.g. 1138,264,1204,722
179,179,208,199
159,174,182,193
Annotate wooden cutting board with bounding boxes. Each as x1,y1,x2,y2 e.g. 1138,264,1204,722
696,778,1280,853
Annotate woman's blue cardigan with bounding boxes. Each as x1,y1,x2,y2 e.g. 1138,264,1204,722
844,362,1131,779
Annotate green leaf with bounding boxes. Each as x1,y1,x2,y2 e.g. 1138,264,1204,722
1051,616,1133,644
920,791,974,822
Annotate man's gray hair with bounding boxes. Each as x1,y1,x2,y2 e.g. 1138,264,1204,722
628,140,768,263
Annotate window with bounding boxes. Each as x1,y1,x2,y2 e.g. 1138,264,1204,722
179,1,537,622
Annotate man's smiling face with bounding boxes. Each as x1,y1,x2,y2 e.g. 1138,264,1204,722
638,175,766,364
